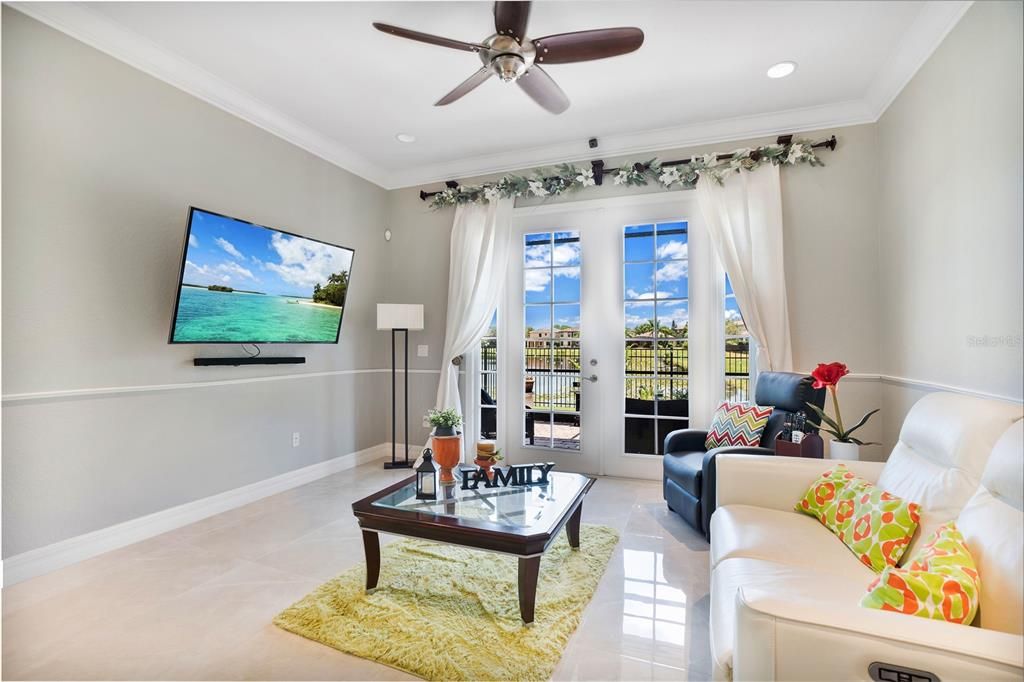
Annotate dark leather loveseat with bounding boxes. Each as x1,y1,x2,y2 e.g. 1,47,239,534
662,372,826,539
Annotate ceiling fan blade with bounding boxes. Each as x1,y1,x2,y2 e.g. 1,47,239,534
493,1,531,41
435,67,494,106
372,22,484,53
533,27,644,65
518,66,569,114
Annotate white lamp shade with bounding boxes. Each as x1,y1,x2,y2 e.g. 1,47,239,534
377,304,424,331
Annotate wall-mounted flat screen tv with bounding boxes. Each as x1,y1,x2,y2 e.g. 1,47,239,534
169,207,355,344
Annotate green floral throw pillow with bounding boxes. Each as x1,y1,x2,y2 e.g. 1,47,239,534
861,523,980,625
795,463,921,573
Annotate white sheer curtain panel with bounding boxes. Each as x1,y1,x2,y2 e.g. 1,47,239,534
433,198,514,460
696,163,793,373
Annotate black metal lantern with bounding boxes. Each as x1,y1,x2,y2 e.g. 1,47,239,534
416,449,437,500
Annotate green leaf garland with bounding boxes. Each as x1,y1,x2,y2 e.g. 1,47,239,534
428,138,829,209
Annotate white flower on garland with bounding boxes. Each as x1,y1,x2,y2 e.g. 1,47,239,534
658,166,681,187
575,168,596,187
786,143,806,165
483,185,501,201
613,169,630,185
528,180,548,197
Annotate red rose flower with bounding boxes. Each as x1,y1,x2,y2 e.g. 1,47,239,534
811,362,849,389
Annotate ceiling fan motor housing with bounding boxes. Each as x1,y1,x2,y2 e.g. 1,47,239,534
481,34,535,82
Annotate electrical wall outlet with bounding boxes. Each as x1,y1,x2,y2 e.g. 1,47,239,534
417,345,429,357
292,432,301,448
422,416,430,428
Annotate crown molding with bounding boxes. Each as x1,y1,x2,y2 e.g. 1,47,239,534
863,1,973,119
9,1,972,191
6,1,392,188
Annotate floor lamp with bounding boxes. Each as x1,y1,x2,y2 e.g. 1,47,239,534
377,304,424,469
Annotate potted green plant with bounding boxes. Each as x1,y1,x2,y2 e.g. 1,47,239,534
426,408,462,437
426,408,463,485
805,362,879,460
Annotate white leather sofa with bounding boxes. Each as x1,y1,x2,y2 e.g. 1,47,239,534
709,393,1024,681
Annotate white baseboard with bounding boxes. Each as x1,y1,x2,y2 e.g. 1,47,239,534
1,443,395,587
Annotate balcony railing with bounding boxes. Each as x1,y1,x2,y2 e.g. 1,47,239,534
479,339,751,416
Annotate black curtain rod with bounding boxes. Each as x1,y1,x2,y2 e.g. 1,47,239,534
419,134,837,201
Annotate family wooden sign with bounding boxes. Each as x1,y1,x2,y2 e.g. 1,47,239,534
459,463,556,491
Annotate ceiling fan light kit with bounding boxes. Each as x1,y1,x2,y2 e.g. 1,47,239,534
373,1,644,114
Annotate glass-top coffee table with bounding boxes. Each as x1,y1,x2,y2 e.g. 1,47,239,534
351,470,595,624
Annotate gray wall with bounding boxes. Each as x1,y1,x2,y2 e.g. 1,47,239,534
1,9,391,557
386,123,887,456
877,0,1023,405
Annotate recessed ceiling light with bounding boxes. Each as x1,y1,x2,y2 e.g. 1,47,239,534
395,133,416,143
766,61,797,79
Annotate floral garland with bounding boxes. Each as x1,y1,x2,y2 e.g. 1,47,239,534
428,138,827,209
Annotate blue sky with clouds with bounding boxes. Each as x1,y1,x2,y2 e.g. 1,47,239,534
521,223,744,333
182,209,353,297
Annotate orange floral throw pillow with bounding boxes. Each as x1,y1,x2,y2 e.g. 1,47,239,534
861,523,980,625
795,463,921,573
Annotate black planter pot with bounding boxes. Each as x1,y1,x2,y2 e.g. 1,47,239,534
432,425,457,437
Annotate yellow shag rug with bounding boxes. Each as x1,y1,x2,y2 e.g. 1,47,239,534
274,524,618,681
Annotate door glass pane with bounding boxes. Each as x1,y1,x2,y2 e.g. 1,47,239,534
625,417,657,455
655,223,688,259
624,224,655,261
524,270,552,303
525,305,551,338
624,262,655,299
523,231,581,452
553,304,581,338
725,274,752,402
657,419,689,456
625,377,657,413
625,340,655,374
526,411,552,448
656,260,689,298
656,300,688,336
553,231,581,266
525,342,552,372
552,267,581,302
524,233,552,267
625,302,656,338
480,310,498,440
623,221,689,456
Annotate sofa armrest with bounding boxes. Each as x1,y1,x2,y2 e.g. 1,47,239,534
663,428,709,454
716,454,887,513
733,587,1024,681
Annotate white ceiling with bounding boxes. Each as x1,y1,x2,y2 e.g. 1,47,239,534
13,1,971,188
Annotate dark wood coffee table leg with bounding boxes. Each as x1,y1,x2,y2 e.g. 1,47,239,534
566,502,582,549
362,530,380,591
518,556,541,624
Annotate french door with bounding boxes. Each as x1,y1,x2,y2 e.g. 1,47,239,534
500,194,724,480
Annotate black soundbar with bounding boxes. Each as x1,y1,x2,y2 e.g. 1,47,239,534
193,357,305,367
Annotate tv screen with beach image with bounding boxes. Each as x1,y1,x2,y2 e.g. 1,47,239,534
169,208,354,343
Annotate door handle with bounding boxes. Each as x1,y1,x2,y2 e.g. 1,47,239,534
582,374,598,383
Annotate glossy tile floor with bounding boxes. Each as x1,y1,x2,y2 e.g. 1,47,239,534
1,461,712,681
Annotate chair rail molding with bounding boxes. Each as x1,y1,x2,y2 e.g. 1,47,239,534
1,367,444,405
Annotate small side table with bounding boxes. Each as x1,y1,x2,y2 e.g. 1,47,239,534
775,432,824,459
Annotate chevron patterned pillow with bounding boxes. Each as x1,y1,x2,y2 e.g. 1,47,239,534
705,401,773,450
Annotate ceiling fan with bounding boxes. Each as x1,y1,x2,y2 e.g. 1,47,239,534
373,1,644,114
